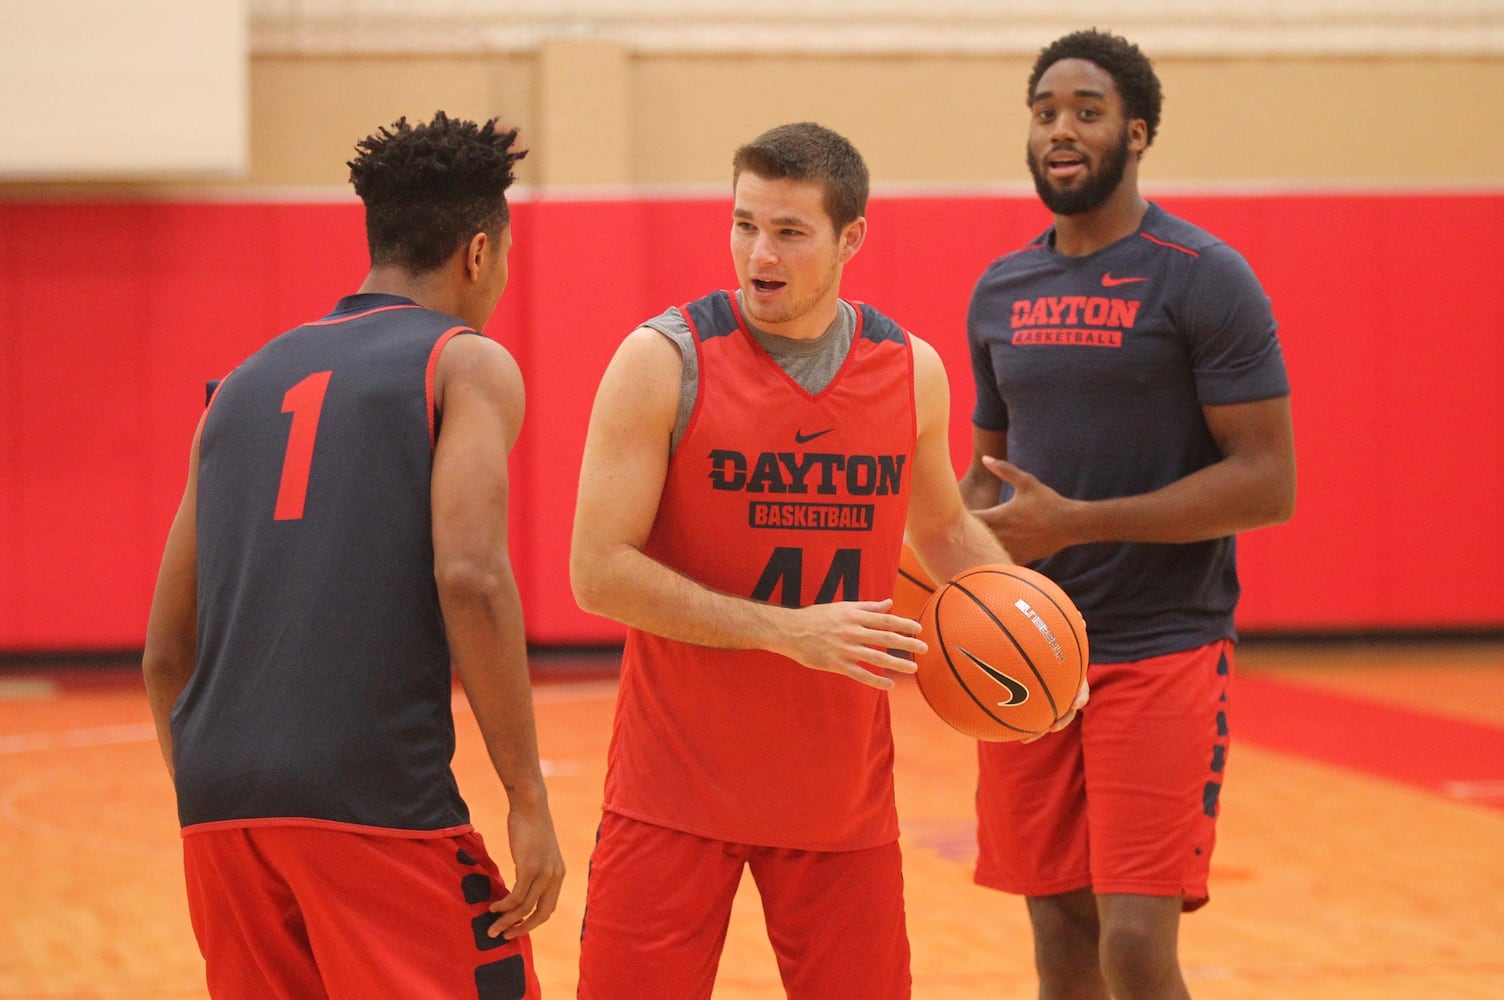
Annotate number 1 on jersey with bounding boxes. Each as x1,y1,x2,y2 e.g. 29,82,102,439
275,371,332,521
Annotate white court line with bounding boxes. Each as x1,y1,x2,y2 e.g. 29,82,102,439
1440,779,1504,802
0,677,60,700
0,723,158,755
526,679,619,705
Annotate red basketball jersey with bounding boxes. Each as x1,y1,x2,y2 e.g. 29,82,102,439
603,291,917,850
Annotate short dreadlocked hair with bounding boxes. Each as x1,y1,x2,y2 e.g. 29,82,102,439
732,122,868,232
348,111,528,274
1027,29,1163,149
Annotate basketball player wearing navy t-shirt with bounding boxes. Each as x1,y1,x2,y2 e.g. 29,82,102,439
142,113,563,999
960,31,1296,1000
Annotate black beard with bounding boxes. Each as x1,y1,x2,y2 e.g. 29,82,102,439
1027,128,1130,216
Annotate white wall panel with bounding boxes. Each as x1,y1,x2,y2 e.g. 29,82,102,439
250,0,1504,56
1,1,247,179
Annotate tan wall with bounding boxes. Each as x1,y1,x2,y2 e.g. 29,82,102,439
247,45,1502,191
7,43,1502,195
248,54,537,187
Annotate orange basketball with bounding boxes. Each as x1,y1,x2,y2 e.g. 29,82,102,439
914,564,1088,742
891,541,937,621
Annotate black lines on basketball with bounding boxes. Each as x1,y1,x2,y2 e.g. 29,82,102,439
949,576,1062,723
998,568,1090,686
897,566,934,592
913,563,1089,742
929,591,1034,738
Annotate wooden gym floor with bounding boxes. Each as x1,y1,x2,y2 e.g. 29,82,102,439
2,636,1502,999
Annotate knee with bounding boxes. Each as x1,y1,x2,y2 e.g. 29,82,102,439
1027,895,1101,985
1097,912,1181,993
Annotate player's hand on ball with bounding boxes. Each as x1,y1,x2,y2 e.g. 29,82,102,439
780,598,923,690
1024,676,1089,743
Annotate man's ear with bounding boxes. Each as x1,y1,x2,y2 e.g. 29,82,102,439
840,216,867,263
464,231,489,281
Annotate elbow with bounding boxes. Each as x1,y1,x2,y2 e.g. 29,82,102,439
1272,492,1296,526
570,544,634,620
569,552,608,618
141,636,196,697
140,645,174,688
434,554,508,609
1242,452,1296,528
1262,472,1297,527
1275,463,1297,524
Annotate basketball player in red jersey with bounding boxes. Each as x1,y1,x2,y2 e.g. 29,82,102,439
142,112,563,999
570,122,1085,1000
962,30,1296,1000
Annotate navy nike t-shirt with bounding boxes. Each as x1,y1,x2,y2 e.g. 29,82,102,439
967,203,1290,663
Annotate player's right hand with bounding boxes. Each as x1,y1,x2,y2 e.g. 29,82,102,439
778,598,924,690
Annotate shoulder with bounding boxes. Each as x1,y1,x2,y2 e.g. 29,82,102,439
437,329,519,376
432,332,526,448
849,301,910,346
436,330,523,409
642,305,694,354
676,290,739,340
1137,204,1222,255
1137,205,1266,290
608,325,688,390
906,332,945,382
1138,205,1252,268
977,230,1054,280
435,332,523,408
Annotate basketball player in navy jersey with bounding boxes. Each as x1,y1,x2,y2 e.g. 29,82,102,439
961,30,1297,1000
142,112,563,999
569,122,1084,1000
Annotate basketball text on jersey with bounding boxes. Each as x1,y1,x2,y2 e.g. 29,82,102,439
706,448,903,534
749,503,873,530
1010,295,1140,348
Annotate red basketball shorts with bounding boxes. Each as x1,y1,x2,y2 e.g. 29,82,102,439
974,639,1234,912
577,811,911,1000
181,822,540,999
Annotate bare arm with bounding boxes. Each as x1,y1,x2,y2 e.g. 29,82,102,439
959,424,1009,512
431,333,563,941
569,327,922,690
903,335,1010,580
142,419,205,780
907,337,1084,734
972,396,1296,564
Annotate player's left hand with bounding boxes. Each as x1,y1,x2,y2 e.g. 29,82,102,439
975,457,1082,564
487,805,566,940
1022,676,1089,743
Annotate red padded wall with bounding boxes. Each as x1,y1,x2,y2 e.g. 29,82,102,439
1,192,1500,651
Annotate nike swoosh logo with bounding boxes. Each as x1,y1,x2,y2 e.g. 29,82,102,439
1101,273,1148,287
958,646,1031,706
794,428,834,444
